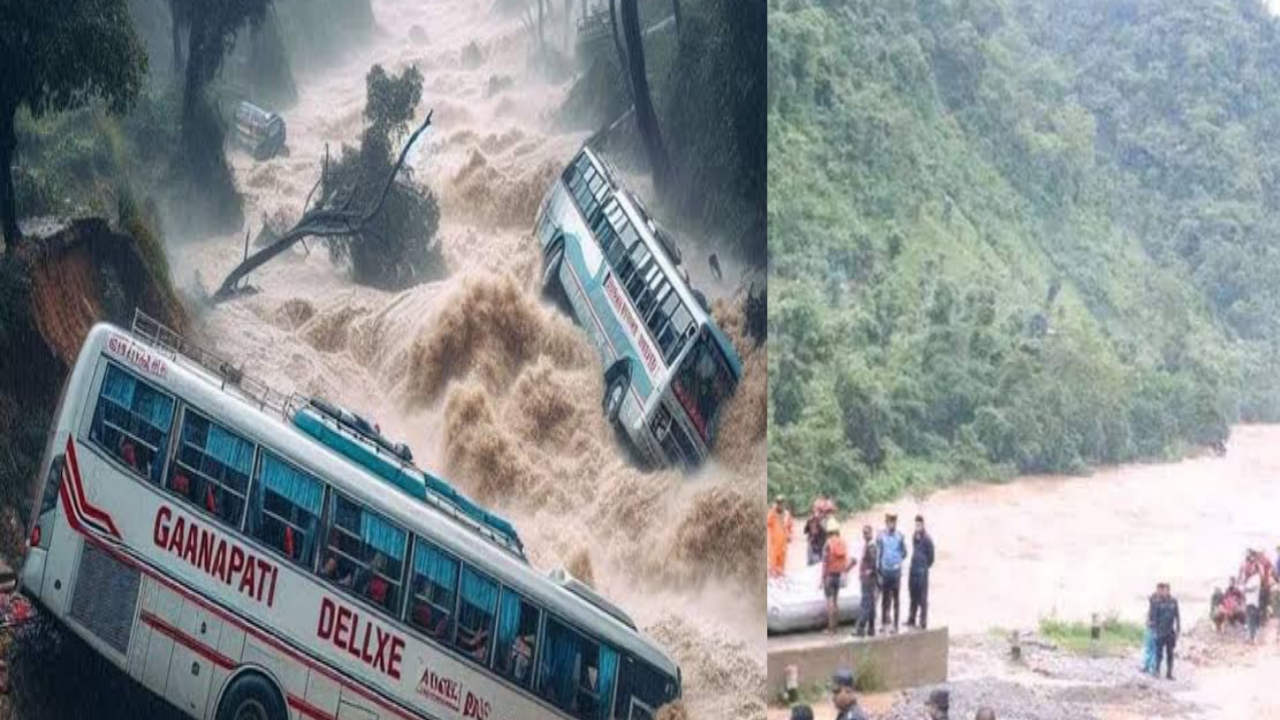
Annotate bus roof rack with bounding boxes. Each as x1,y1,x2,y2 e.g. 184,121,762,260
130,309,293,418
548,568,637,630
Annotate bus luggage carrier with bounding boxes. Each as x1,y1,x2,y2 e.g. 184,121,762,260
129,310,527,560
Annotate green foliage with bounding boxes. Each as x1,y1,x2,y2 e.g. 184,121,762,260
1039,616,1146,656
768,0,1275,510
321,64,443,289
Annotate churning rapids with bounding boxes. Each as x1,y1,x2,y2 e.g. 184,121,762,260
167,1,766,718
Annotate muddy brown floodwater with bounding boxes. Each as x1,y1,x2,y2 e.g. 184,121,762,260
168,1,766,718
779,424,1280,719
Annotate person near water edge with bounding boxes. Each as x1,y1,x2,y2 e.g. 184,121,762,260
907,514,935,630
878,512,907,634
821,518,856,634
855,524,879,637
924,689,950,720
767,496,790,578
1242,561,1262,643
830,668,869,720
1141,592,1159,675
1148,581,1181,680
804,507,827,567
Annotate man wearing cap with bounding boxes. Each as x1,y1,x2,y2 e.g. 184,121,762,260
908,514,936,630
878,513,908,634
855,525,879,637
925,689,950,719
830,668,869,720
822,518,856,634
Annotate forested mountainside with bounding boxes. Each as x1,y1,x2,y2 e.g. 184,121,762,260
769,0,1280,507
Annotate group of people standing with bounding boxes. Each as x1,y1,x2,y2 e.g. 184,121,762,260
797,496,936,636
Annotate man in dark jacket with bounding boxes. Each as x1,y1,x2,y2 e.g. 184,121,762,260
830,668,869,720
855,525,878,637
907,514,936,630
1148,582,1181,680
804,512,827,566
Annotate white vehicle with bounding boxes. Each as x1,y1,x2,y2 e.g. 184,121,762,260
20,311,679,720
535,147,742,469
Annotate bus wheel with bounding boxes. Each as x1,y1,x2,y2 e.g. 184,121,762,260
542,242,565,296
217,673,286,720
604,372,628,424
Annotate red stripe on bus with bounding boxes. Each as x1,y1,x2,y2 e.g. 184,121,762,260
70,528,424,720
140,610,235,669
65,437,122,538
288,694,337,720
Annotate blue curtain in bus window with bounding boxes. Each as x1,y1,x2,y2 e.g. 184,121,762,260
360,512,405,560
133,387,174,431
204,423,254,477
101,366,136,408
414,541,458,595
460,568,498,616
595,644,619,720
542,621,580,709
496,591,521,661
259,454,323,516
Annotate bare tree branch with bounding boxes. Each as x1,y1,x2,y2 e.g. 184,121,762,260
212,110,434,301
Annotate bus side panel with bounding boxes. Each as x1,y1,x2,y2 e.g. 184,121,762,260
303,669,342,720
142,578,184,697
242,635,309,715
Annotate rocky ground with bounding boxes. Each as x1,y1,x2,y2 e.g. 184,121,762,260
773,621,1276,720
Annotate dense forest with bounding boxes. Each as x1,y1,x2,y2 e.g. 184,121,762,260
769,0,1280,508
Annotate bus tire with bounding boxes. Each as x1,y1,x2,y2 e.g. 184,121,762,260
542,240,565,297
216,672,287,720
603,366,629,424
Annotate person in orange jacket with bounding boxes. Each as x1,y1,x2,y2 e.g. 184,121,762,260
767,496,790,578
821,519,857,634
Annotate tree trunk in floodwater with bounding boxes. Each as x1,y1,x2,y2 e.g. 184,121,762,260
170,0,188,77
0,106,18,246
619,0,670,192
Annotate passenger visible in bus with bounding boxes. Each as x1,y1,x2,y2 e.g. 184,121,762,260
321,551,355,587
364,554,391,608
509,634,534,683
118,436,139,471
459,623,490,661
170,471,191,497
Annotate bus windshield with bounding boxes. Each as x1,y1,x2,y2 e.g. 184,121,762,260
671,331,737,444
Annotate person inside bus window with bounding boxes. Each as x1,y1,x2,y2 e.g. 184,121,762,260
364,553,390,607
119,436,139,471
322,551,354,587
510,633,534,683
170,471,191,497
459,621,490,661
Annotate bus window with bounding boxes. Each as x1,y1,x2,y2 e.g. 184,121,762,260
407,538,458,643
247,451,325,569
321,494,407,614
493,589,540,689
89,363,175,485
168,409,253,527
538,618,620,720
614,657,676,720
455,566,499,664
672,333,737,444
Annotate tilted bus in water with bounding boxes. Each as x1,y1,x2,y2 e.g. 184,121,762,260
534,147,742,469
233,101,287,160
20,311,679,720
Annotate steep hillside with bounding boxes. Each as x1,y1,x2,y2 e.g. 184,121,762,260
768,0,1280,507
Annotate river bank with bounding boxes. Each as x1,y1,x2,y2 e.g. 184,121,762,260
773,424,1280,718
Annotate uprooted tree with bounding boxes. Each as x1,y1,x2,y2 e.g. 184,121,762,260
214,64,442,300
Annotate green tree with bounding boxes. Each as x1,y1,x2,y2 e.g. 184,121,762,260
0,0,146,246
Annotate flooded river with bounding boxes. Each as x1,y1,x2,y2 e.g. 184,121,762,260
780,424,1280,718
167,0,766,718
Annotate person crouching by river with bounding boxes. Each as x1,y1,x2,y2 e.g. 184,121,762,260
1148,582,1181,680
822,519,856,634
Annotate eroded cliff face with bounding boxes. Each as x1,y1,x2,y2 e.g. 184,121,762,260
0,217,185,557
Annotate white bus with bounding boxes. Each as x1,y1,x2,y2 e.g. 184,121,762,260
19,312,680,720
535,147,742,469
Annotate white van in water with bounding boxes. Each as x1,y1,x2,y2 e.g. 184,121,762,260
233,101,287,160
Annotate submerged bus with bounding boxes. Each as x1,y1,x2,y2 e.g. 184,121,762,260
534,147,742,469
20,312,679,720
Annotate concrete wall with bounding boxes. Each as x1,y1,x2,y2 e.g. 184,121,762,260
766,628,948,696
